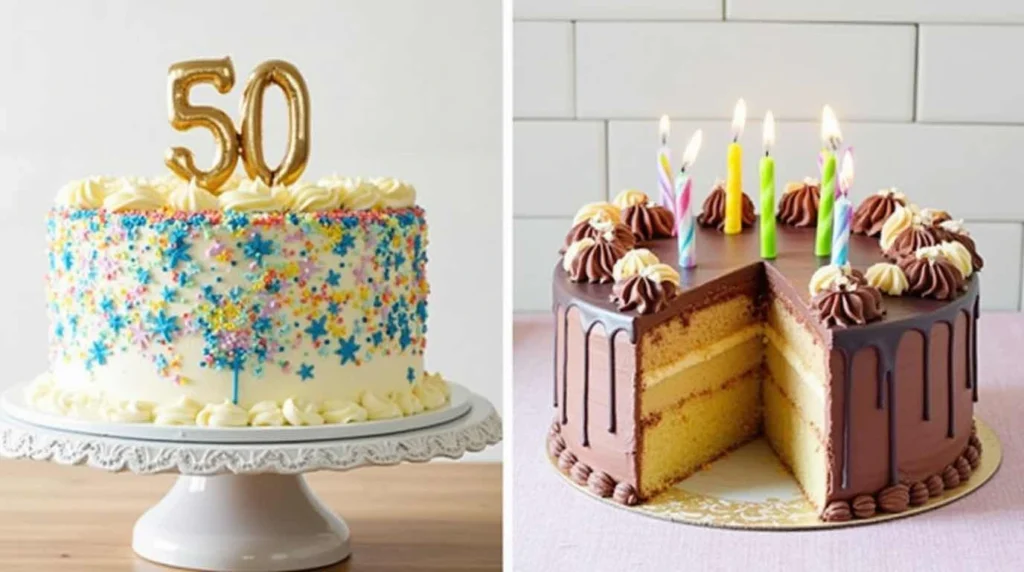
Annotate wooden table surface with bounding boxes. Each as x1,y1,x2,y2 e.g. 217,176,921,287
0,460,501,572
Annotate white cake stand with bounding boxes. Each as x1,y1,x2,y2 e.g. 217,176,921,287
0,390,502,572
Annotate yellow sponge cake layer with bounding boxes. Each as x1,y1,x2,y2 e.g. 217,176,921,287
639,373,761,498
640,295,760,378
763,378,828,510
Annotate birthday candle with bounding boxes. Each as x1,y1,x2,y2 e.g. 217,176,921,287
724,99,746,235
831,150,856,266
658,115,675,222
760,111,776,259
816,105,842,257
676,130,703,269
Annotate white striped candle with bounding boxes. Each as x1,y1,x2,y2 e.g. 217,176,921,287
830,150,856,267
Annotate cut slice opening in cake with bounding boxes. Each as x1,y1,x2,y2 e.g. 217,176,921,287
635,263,832,510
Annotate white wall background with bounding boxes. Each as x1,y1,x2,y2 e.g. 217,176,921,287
0,0,502,460
514,0,1024,313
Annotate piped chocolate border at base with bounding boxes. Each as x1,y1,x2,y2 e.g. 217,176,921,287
548,420,639,506
821,421,983,522
550,418,984,521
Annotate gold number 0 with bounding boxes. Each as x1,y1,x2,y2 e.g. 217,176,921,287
165,57,239,192
165,57,311,191
240,60,311,187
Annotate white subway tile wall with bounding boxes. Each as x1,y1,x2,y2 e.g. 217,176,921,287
514,2,1024,312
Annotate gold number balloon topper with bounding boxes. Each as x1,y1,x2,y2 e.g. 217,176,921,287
165,56,311,192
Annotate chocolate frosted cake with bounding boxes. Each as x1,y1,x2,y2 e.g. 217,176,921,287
551,187,983,522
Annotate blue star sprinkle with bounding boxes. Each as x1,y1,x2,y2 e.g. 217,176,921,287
148,311,180,343
335,335,360,365
243,233,275,266
304,316,328,342
298,363,315,381
325,269,341,287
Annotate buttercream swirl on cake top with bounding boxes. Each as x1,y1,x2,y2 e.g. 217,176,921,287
611,264,680,315
572,202,622,226
864,262,909,296
219,179,293,212
562,234,628,283
56,178,108,209
55,174,417,212
810,274,885,328
776,178,820,227
563,209,636,250
374,177,417,208
808,264,866,296
612,248,660,282
698,180,756,230
939,219,985,271
852,188,907,237
937,241,974,278
898,246,966,301
612,189,675,241
879,204,947,259
612,189,648,209
103,180,166,212
879,204,915,251
167,179,220,211
339,178,382,210
609,249,679,315
289,181,343,212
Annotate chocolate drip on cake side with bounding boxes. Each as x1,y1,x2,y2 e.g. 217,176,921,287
553,302,636,447
835,282,979,490
971,295,980,402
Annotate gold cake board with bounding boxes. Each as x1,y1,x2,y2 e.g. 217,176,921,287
551,418,1001,530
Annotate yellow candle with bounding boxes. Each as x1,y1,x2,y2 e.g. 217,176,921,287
724,99,746,235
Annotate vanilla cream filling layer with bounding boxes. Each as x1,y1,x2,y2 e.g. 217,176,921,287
643,324,763,389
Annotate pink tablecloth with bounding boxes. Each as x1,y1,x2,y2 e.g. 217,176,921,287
512,314,1024,572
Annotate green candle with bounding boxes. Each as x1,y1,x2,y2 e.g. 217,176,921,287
815,105,842,257
815,150,836,257
760,111,776,259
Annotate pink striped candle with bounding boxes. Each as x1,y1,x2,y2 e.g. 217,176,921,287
676,171,695,268
675,129,703,269
658,115,675,221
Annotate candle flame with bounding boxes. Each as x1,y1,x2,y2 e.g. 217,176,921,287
821,105,842,150
763,111,775,152
839,149,855,194
731,99,746,141
681,129,703,169
659,115,671,144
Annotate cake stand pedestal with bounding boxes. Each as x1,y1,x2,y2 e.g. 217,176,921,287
0,392,502,572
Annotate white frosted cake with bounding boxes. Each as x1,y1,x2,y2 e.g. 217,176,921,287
26,174,450,426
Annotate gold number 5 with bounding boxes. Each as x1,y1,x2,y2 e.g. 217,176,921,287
165,57,311,192
165,57,240,192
